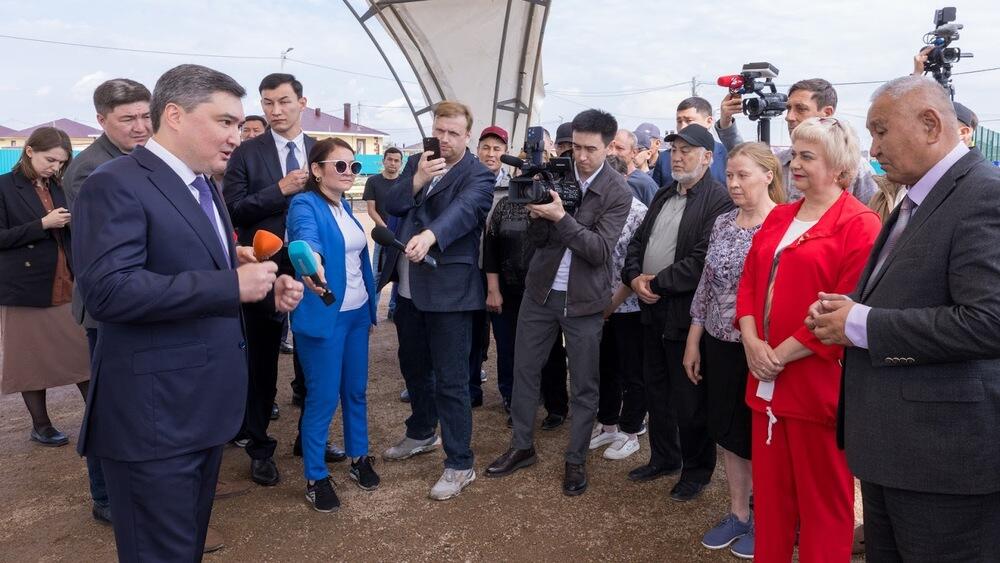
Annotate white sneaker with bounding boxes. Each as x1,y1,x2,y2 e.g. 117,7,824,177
429,468,476,501
382,434,441,461
603,435,640,460
589,430,624,450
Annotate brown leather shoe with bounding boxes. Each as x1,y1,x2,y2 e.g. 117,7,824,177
215,479,251,500
203,525,225,553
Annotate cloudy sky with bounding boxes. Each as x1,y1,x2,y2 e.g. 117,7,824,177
1,0,996,151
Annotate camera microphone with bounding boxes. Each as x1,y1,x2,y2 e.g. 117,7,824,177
371,226,438,269
500,154,525,168
717,75,745,93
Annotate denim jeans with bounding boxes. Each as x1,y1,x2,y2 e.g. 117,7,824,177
393,297,474,470
85,328,110,509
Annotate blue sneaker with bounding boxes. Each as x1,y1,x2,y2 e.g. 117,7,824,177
730,522,754,559
701,513,752,549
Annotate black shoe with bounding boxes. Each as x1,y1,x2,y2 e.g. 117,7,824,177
293,437,347,463
250,457,280,486
486,447,537,478
91,503,112,524
502,397,511,414
563,462,588,496
506,415,513,429
669,479,707,502
349,456,381,491
305,477,340,512
540,413,566,430
291,392,304,408
627,463,681,482
471,396,484,409
270,403,280,420
30,426,69,447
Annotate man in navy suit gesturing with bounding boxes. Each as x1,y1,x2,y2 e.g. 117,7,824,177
72,64,303,561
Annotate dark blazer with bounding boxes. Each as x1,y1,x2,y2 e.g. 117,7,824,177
223,130,316,245
379,150,494,312
64,133,127,328
287,191,377,336
841,150,1000,495
622,171,734,340
71,145,245,462
0,170,73,307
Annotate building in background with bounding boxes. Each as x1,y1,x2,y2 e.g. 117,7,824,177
6,118,101,149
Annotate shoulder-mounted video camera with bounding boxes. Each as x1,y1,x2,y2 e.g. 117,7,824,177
922,7,973,99
501,126,582,215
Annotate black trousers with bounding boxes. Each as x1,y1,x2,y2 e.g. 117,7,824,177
101,445,223,562
597,311,646,433
862,480,1000,562
643,324,716,484
241,304,282,460
467,308,491,404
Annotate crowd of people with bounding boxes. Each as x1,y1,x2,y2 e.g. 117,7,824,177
0,58,998,563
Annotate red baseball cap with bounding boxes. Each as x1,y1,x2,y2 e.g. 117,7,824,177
479,125,509,145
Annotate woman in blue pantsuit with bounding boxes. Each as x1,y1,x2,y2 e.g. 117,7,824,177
287,137,378,513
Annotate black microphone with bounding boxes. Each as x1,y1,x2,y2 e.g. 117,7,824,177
372,226,438,269
499,154,525,168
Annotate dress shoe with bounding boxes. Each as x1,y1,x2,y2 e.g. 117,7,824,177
486,447,537,478
627,462,681,482
30,426,69,447
471,396,483,408
540,413,566,430
292,437,347,463
215,478,251,500
250,458,280,486
91,503,112,525
203,526,225,553
563,462,588,496
270,403,280,420
669,479,707,502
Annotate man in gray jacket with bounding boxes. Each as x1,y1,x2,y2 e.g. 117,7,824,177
485,109,632,496
62,77,151,527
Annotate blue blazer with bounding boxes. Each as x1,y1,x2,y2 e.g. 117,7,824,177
71,145,246,462
378,150,494,312
287,191,377,338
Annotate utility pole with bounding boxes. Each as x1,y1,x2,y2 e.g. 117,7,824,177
280,47,294,71
691,76,698,96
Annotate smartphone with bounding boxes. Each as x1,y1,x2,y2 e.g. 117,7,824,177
422,137,441,160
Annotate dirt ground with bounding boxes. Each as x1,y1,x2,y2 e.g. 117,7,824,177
0,210,864,562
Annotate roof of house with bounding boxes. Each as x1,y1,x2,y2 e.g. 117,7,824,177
301,107,387,136
0,125,17,136
15,118,102,138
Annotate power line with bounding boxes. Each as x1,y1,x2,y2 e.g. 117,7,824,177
548,80,691,97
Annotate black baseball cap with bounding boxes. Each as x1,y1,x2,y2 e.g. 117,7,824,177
665,124,715,152
954,102,977,128
555,122,573,144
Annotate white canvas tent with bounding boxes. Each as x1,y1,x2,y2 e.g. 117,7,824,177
343,0,549,150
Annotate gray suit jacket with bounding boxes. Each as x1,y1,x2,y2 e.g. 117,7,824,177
841,151,1000,495
64,134,126,329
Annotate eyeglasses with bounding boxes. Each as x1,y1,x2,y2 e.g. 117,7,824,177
317,160,362,174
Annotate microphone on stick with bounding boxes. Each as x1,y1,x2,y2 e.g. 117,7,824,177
372,226,437,268
252,230,284,261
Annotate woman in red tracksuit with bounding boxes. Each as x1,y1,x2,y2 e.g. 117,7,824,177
735,117,881,562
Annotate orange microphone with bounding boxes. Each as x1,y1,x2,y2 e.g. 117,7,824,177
252,230,283,261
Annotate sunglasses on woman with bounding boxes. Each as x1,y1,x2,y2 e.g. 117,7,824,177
317,159,362,174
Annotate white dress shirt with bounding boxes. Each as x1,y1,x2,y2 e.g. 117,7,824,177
329,202,369,311
272,129,306,175
551,163,603,291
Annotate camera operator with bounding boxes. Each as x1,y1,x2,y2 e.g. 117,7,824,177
622,124,734,501
486,109,632,496
717,79,878,204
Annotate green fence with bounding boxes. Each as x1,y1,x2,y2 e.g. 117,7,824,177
976,125,1000,165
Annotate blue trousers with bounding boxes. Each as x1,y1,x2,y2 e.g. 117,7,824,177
296,305,371,481
85,328,110,510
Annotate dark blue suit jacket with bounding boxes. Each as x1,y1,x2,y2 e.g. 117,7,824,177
72,145,246,462
287,191,377,337
223,130,316,245
379,150,494,312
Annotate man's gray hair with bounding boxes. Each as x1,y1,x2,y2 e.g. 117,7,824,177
871,75,956,122
618,129,638,150
93,78,151,116
150,64,246,132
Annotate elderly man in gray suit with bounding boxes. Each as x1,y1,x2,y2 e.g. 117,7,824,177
810,75,1000,562
62,77,152,527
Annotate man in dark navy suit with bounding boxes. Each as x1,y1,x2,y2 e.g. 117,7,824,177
379,100,494,501
72,64,303,562
223,73,344,486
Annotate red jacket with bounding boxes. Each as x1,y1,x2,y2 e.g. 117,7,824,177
736,191,881,426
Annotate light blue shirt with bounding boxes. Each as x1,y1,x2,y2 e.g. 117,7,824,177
845,142,969,348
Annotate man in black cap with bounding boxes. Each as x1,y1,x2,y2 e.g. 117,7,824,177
554,122,574,156
954,102,979,149
621,124,734,501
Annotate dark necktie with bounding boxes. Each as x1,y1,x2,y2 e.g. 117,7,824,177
190,175,227,255
866,195,914,292
286,141,299,173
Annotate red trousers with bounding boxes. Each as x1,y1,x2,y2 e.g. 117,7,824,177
752,410,854,562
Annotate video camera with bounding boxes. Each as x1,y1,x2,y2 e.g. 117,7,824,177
717,62,788,145
501,126,582,215
922,7,973,99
